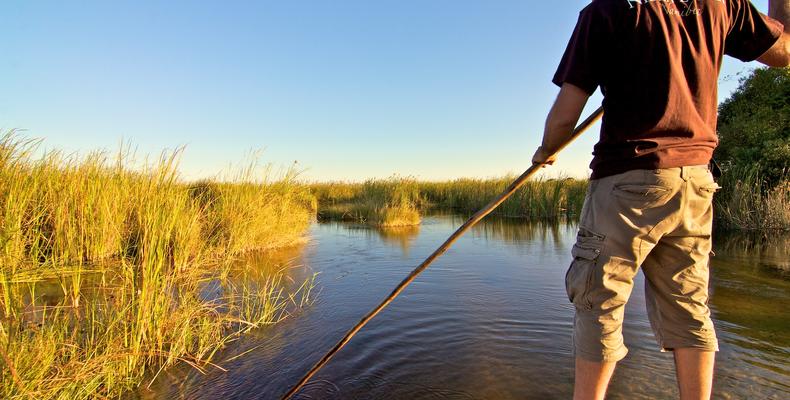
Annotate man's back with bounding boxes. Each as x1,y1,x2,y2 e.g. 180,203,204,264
553,0,783,178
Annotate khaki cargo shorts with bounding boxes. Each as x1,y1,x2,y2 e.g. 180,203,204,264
566,166,720,362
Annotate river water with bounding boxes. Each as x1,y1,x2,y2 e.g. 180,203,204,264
142,215,789,399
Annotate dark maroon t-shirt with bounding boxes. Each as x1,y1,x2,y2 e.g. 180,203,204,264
553,0,783,179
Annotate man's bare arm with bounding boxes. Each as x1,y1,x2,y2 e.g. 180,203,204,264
757,0,790,67
532,83,591,166
769,0,790,24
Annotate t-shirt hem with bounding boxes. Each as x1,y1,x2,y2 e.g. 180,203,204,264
552,76,598,96
590,154,714,180
738,20,785,62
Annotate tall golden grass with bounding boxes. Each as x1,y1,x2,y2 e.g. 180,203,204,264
715,166,790,231
313,177,422,227
312,175,588,226
0,131,316,398
420,176,587,220
312,169,790,232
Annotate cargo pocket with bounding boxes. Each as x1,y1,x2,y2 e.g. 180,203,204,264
565,230,604,310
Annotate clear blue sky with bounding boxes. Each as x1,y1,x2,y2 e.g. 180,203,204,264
0,0,770,181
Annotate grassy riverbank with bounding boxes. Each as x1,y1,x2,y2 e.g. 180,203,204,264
312,172,790,231
714,67,789,231
715,167,790,231
420,176,587,219
0,133,316,398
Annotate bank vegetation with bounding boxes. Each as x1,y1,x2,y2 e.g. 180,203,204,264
0,132,316,398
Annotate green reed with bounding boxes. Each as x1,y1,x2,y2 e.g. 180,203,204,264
0,131,316,399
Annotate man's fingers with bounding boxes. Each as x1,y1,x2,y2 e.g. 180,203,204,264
531,147,557,167
532,146,548,165
532,159,555,168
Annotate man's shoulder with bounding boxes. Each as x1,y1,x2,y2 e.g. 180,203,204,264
590,0,734,12
577,0,624,26
588,0,626,11
582,0,626,18
584,0,732,21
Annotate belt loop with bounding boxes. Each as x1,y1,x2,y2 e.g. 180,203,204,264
680,166,690,181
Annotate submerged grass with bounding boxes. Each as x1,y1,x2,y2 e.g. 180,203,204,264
0,131,316,398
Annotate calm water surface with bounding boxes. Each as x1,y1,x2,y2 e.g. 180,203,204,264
143,215,789,399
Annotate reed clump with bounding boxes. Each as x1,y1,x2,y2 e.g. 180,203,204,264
313,177,422,227
0,131,316,399
310,181,364,206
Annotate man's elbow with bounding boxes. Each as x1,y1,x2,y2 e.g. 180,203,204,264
545,83,591,135
545,116,578,136
757,34,790,68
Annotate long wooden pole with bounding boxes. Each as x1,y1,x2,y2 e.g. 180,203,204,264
281,106,604,400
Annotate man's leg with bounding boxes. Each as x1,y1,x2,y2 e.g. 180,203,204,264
641,166,719,399
573,358,616,400
566,170,675,398
642,237,718,400
674,349,715,400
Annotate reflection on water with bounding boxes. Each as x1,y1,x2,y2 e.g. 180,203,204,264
707,230,790,395
342,225,422,255
465,216,568,247
714,230,790,275
225,242,314,291
141,216,789,399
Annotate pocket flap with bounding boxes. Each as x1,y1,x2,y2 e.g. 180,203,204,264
615,184,670,196
572,243,601,260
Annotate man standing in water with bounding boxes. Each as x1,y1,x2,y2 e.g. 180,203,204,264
532,0,790,399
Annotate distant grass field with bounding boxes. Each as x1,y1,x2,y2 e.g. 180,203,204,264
312,175,588,225
0,132,316,398
420,176,588,220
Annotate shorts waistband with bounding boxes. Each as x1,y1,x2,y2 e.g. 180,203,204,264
641,165,711,181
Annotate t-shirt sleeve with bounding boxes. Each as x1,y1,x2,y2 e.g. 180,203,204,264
725,0,784,62
553,5,611,95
